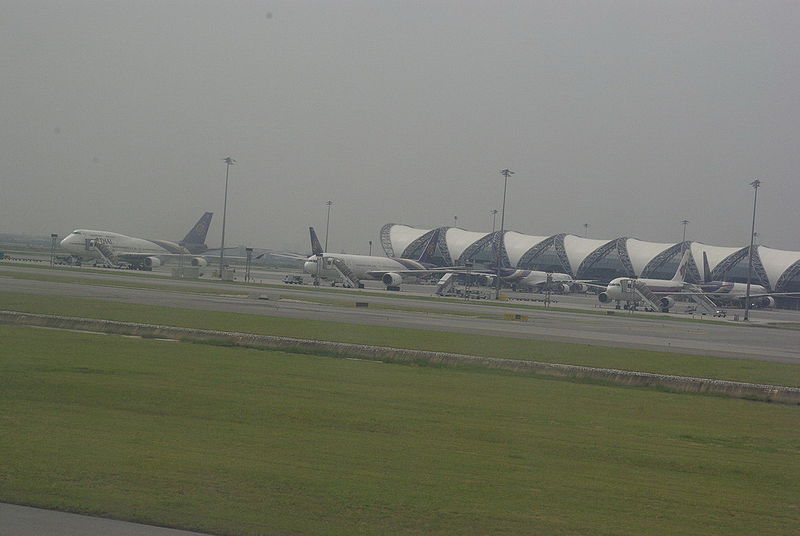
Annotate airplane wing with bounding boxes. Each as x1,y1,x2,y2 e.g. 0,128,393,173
257,251,308,260
573,281,607,290
365,267,475,277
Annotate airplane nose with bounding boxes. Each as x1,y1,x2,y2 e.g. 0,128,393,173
303,261,316,274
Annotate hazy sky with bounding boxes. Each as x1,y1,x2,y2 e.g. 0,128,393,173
2,1,798,254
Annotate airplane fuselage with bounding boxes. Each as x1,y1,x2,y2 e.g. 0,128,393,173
61,230,187,258
599,277,685,303
700,281,768,297
499,269,574,289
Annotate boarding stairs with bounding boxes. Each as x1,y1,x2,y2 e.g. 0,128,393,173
683,283,720,315
331,258,360,289
435,272,456,296
625,279,663,312
85,239,119,268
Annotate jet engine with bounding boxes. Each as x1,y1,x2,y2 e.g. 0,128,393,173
303,260,318,274
752,296,776,308
570,283,589,293
190,257,208,267
659,296,675,310
381,272,403,290
144,256,161,269
598,292,611,303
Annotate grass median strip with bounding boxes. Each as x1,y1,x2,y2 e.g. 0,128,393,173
1,325,798,535
2,291,799,387
0,270,251,296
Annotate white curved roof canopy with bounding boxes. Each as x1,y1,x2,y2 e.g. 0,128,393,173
445,228,492,262
690,242,742,274
757,246,800,289
386,224,431,257
503,231,550,267
380,223,800,289
624,239,672,276
562,236,612,274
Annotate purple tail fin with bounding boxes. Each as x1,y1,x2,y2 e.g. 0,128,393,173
702,251,712,283
180,212,213,253
309,227,324,256
417,229,440,263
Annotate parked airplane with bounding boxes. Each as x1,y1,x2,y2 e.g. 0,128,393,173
699,251,782,308
60,212,213,270
597,250,696,311
498,268,580,292
302,227,456,290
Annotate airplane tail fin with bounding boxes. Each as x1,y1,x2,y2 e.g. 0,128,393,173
180,212,213,253
702,251,712,283
417,229,440,263
309,227,324,256
672,250,691,282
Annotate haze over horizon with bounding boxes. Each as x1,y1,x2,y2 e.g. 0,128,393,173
2,1,798,255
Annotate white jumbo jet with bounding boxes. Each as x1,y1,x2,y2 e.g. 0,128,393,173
302,227,459,290
497,268,579,292
597,250,694,311
59,212,213,270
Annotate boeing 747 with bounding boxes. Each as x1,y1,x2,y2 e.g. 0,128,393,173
60,212,213,270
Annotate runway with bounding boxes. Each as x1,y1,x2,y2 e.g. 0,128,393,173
0,503,210,536
2,264,799,363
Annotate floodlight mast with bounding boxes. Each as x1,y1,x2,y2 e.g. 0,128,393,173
681,220,690,253
219,157,236,278
744,179,761,321
495,169,514,300
324,201,333,252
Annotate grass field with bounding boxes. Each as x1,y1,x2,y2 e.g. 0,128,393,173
3,291,800,387
1,325,799,535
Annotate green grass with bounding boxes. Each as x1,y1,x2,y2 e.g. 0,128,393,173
2,291,800,387
1,325,798,535
0,269,251,296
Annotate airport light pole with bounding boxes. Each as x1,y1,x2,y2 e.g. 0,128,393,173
245,247,253,283
50,233,58,267
495,169,514,300
583,223,589,238
219,157,236,278
324,200,333,252
454,215,458,228
744,179,761,321
368,240,372,256
681,219,690,253
490,209,498,233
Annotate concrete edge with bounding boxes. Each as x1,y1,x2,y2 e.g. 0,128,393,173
2,310,799,405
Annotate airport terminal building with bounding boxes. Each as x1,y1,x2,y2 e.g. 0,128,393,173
380,224,800,293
